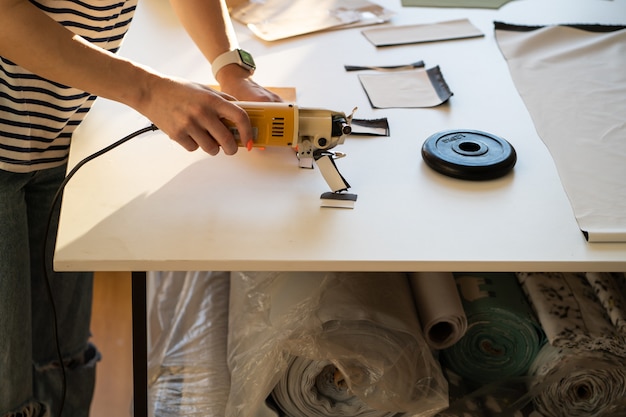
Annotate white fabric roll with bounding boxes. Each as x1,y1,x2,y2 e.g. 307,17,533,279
226,271,448,417
528,344,626,417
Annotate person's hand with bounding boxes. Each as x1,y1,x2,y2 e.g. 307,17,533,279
216,65,283,102
137,74,252,155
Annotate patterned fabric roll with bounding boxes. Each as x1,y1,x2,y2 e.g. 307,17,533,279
440,272,545,385
518,272,626,417
584,272,626,334
517,272,626,357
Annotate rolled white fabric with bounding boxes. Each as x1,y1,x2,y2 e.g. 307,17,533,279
271,356,398,417
528,343,626,417
407,272,467,350
226,271,448,417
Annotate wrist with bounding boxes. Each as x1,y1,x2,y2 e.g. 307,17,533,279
215,64,254,88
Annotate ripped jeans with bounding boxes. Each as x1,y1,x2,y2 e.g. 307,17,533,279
0,165,99,417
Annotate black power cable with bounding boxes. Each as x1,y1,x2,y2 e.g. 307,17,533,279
43,123,158,417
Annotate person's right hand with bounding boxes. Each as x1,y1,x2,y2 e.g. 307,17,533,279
137,75,252,156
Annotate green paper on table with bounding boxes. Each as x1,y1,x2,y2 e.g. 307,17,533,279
440,272,545,385
401,0,513,8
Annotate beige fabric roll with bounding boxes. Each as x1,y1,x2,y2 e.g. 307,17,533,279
408,272,468,350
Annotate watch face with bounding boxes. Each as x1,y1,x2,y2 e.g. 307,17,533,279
238,49,256,70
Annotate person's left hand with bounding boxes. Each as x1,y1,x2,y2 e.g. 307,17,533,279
216,65,283,102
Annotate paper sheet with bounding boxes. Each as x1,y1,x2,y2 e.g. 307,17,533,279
495,23,626,242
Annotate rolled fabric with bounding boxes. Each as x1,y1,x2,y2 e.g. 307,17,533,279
517,272,626,357
584,272,626,334
408,272,468,350
271,350,398,417
226,271,448,417
147,271,231,417
528,343,626,417
440,272,545,385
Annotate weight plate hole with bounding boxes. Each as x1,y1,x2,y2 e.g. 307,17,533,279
459,141,481,152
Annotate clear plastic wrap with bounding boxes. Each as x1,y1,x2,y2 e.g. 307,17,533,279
226,271,449,417
147,271,231,417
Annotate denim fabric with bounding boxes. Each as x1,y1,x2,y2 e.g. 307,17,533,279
0,165,97,417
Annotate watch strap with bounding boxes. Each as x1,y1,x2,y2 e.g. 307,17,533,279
211,49,255,78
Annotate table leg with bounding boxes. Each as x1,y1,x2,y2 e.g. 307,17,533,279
131,271,148,417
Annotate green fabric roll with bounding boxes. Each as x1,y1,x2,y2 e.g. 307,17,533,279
440,272,545,385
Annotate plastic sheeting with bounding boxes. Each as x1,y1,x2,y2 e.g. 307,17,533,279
147,271,231,417
147,271,449,417
227,272,449,417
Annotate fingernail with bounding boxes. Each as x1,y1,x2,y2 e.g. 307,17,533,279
247,140,253,151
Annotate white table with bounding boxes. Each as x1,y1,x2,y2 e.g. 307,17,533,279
55,0,626,274
54,0,626,414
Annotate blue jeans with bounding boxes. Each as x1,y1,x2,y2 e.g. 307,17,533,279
0,165,98,417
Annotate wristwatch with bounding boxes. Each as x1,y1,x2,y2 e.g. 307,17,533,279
211,48,256,78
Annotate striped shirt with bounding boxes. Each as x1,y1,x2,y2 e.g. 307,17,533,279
0,0,137,173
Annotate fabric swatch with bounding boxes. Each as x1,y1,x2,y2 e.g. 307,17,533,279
361,18,483,47
230,0,394,41
358,67,453,108
401,0,513,8
495,23,626,242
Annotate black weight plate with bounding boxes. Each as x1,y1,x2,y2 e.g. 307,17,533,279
421,129,517,180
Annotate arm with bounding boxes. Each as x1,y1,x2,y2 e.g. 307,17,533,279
169,0,282,102
0,0,252,155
